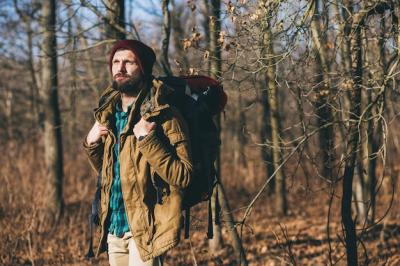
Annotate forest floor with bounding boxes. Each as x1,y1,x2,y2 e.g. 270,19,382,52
1,152,400,266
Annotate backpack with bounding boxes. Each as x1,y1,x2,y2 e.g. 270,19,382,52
157,75,227,239
85,75,227,258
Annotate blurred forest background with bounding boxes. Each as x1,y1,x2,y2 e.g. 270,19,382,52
1,0,400,265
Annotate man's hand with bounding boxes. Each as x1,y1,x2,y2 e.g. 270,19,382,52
86,121,108,145
133,118,156,139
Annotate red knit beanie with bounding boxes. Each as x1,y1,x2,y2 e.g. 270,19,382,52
109,40,156,76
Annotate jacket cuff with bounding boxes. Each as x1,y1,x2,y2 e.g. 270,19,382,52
83,137,102,150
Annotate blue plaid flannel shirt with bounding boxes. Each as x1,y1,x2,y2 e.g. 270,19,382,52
108,102,132,237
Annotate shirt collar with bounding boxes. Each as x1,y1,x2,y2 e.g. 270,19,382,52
115,101,132,113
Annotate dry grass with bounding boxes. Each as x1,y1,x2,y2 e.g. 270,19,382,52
1,140,400,265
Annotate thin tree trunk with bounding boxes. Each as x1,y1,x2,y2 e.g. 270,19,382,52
238,93,247,168
41,0,64,224
311,0,334,181
67,1,78,153
379,2,399,247
104,0,125,40
208,0,223,253
207,2,247,264
161,0,173,76
260,2,287,216
357,26,375,225
171,0,190,72
341,7,364,264
202,0,211,73
76,22,102,96
217,183,248,265
12,0,41,134
27,25,40,131
234,92,246,172
333,0,352,148
260,81,274,194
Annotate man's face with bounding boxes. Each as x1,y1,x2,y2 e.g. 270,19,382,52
111,49,142,93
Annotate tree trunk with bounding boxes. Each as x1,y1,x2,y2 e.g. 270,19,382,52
207,2,247,264
260,1,287,216
208,0,223,253
217,183,248,265
260,81,274,194
333,0,352,147
202,0,211,72
171,0,190,73
40,0,64,224
341,8,364,265
12,0,41,136
234,92,247,172
67,1,78,153
104,0,125,40
161,0,173,76
356,26,374,225
310,0,334,181
379,2,399,247
27,25,40,132
76,22,102,96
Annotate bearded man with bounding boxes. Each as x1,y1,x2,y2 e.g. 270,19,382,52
83,40,193,266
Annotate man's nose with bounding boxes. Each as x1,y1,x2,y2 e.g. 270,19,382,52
117,62,126,73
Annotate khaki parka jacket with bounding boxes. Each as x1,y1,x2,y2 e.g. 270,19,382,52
83,78,193,261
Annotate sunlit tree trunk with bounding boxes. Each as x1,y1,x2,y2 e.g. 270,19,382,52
310,0,334,181
76,22,102,95
260,1,287,216
41,0,64,224
356,26,376,225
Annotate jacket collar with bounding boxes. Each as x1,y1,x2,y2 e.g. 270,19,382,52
94,78,174,130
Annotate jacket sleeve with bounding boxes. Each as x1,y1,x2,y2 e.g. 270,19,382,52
83,138,104,174
137,110,193,188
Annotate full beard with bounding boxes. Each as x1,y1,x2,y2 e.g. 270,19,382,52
112,74,144,94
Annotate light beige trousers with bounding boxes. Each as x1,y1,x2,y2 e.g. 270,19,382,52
107,232,163,266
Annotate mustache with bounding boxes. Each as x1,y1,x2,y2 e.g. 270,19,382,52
114,73,131,79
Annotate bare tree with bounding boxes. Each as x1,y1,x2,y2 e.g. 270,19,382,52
310,0,334,182
161,0,173,76
208,0,224,253
170,0,190,73
339,1,394,264
260,0,287,216
40,0,64,224
206,1,248,264
104,0,125,40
